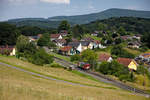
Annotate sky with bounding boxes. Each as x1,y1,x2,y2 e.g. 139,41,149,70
0,0,150,21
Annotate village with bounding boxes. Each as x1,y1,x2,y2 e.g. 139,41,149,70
1,29,150,70
25,29,149,70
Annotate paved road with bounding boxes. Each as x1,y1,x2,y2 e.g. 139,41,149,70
53,57,150,98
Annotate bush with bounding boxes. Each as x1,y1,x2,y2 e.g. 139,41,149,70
119,75,129,82
98,60,136,82
16,35,54,66
98,61,110,75
31,49,54,65
111,45,135,58
70,54,81,62
50,63,64,68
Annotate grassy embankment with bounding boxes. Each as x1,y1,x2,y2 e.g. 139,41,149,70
0,58,149,100
0,55,115,88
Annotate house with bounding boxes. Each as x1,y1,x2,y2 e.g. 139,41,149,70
53,39,66,48
60,30,68,37
120,35,132,41
81,37,105,49
128,41,141,49
91,33,98,36
80,41,93,50
28,36,40,42
117,58,138,71
59,46,76,56
0,46,16,56
93,40,106,49
50,34,62,41
68,42,82,53
98,53,113,62
72,38,79,42
139,53,150,62
28,34,42,42
132,34,141,40
68,41,94,53
81,37,94,42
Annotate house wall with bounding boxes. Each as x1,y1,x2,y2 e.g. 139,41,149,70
76,43,82,53
10,48,16,56
88,43,94,49
58,35,63,39
107,57,113,62
128,61,137,70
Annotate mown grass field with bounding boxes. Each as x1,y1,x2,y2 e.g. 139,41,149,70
0,62,149,100
0,55,115,88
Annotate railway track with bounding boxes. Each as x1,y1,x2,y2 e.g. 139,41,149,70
54,56,150,98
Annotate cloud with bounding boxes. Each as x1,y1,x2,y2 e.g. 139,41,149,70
5,0,37,5
4,0,70,4
40,0,70,4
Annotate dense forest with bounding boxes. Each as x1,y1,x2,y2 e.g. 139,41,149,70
84,17,150,34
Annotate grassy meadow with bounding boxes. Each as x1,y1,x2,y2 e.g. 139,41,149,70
0,62,149,100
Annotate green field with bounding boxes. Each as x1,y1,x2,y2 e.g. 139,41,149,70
0,55,149,100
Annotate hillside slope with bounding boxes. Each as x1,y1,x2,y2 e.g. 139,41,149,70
0,57,149,100
83,17,150,34
5,8,150,28
49,8,150,24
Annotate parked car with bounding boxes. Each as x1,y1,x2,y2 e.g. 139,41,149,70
77,62,91,70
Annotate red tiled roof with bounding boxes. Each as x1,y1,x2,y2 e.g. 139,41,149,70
50,34,61,38
93,40,101,44
141,52,150,58
117,58,133,67
99,53,111,62
60,46,72,52
0,46,15,52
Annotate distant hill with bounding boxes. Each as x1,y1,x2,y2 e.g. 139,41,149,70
6,8,150,28
49,8,150,24
7,19,63,28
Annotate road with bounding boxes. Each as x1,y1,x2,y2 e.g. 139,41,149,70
53,57,150,98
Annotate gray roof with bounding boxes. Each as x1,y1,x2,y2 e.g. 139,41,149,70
68,41,90,48
68,42,80,48
80,41,90,46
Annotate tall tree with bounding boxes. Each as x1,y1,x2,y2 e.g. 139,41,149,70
81,49,97,70
117,26,126,36
58,20,70,32
0,22,20,45
72,24,84,38
37,33,50,46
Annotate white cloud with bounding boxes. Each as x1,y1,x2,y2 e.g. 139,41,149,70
5,0,70,4
7,0,37,4
40,0,70,4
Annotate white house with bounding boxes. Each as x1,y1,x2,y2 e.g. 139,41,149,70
98,53,113,62
50,34,62,41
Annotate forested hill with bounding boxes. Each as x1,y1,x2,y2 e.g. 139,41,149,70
7,19,64,28
83,17,150,34
49,8,150,24
5,8,150,28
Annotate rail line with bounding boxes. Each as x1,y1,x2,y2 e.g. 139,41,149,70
54,56,150,98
